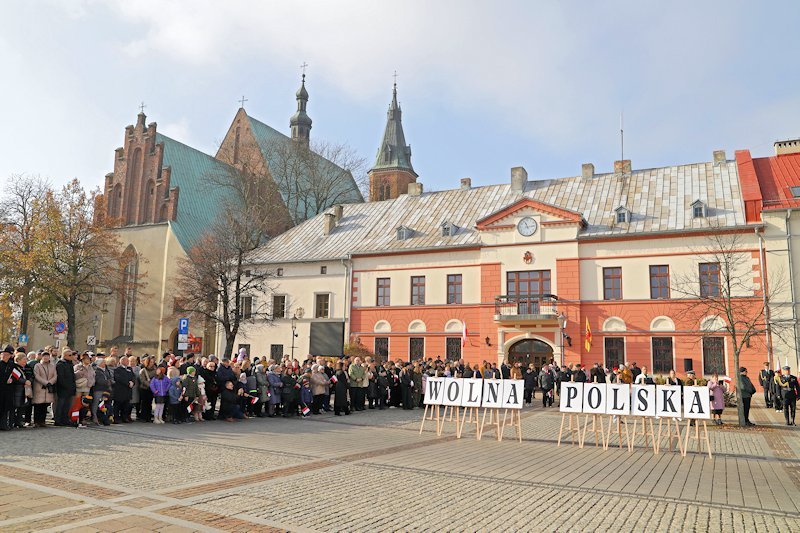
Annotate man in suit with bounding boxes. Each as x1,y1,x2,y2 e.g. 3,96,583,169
0,345,16,430
759,362,774,409
778,366,800,426
54,349,76,426
112,356,135,423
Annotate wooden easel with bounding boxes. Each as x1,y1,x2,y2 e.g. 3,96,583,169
682,419,712,459
501,409,522,443
656,417,684,454
459,406,480,438
581,413,606,448
439,405,461,436
604,415,631,451
418,404,441,435
557,413,582,446
480,407,502,441
630,417,658,453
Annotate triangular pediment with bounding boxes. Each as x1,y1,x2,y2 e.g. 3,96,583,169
476,198,585,230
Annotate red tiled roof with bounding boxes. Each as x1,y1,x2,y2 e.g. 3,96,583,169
751,151,800,209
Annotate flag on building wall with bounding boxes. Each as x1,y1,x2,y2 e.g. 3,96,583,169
462,322,469,348
585,318,592,352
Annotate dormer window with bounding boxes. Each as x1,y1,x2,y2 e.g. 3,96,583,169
614,206,630,224
397,226,412,240
791,186,800,198
441,222,457,237
692,200,707,219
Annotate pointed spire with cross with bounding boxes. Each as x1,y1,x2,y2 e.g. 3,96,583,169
138,101,146,114
238,95,248,109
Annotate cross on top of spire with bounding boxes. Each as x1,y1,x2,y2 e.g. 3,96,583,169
393,70,398,89
238,95,248,108
300,61,308,82
139,101,146,114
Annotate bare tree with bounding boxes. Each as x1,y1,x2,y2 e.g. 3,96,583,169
171,160,279,358
672,230,786,427
0,174,49,337
259,138,366,225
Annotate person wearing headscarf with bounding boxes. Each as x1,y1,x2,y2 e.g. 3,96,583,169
267,364,283,417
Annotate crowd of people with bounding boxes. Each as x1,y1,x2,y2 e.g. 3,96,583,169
1,343,798,429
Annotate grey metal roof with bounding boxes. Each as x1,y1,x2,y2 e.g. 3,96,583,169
248,160,748,264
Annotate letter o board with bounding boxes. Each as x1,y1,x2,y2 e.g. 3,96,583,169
559,382,584,413
631,385,657,417
683,386,711,419
605,383,631,415
442,378,464,407
501,379,525,409
481,379,504,408
460,379,484,407
656,385,682,418
582,383,606,414
425,377,445,405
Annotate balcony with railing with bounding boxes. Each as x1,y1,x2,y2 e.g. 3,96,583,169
494,294,559,323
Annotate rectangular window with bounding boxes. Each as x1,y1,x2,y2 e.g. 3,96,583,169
507,270,551,314
276,268,284,277
272,295,286,319
702,337,725,375
649,265,670,299
270,344,284,360
445,337,462,361
320,266,327,275
239,296,253,319
447,274,462,304
604,337,625,369
315,293,330,318
377,278,391,306
603,267,622,300
411,276,426,305
237,344,250,354
699,262,720,297
410,337,425,360
374,337,389,359
651,337,673,374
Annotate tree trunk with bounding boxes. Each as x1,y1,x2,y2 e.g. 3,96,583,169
733,348,747,427
66,299,77,349
224,333,235,360
20,282,31,337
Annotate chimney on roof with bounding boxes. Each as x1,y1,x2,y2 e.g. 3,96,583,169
614,159,632,176
511,166,527,192
581,163,595,179
460,177,472,190
332,204,343,224
323,213,336,236
408,182,423,197
713,150,726,164
775,138,800,156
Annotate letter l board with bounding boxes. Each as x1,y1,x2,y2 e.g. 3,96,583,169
460,379,484,407
605,383,631,415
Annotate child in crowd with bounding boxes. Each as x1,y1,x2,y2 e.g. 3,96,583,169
167,373,185,424
149,367,171,424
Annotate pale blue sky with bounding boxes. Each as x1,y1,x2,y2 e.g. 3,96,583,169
1,1,799,194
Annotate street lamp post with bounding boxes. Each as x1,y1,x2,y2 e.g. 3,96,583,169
558,312,567,367
290,314,298,361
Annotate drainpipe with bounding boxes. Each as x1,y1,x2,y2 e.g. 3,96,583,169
786,210,799,368
756,228,773,366
156,222,171,360
341,254,352,354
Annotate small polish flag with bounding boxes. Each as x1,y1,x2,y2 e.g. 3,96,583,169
70,410,80,422
98,401,106,412
294,383,301,389
187,403,193,413
301,406,311,416
11,367,23,380
330,375,337,383
461,322,469,348
250,396,259,405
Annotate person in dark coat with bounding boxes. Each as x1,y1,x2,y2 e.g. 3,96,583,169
759,362,774,409
572,364,587,383
333,362,350,415
280,368,298,417
399,364,414,410
198,361,218,420
216,358,236,389
11,352,29,428
112,356,135,423
91,357,113,424
0,345,17,430
738,367,757,426
778,366,800,426
267,365,283,417
54,349,77,426
589,363,607,383
376,366,389,410
539,366,555,407
523,364,537,404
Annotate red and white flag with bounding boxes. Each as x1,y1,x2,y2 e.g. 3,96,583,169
70,410,80,422
250,396,259,405
187,403,193,414
461,322,469,348
330,375,337,383
11,367,23,380
301,406,311,416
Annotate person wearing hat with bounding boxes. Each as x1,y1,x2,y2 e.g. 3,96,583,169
54,349,77,426
772,369,784,413
0,345,16,430
777,366,800,426
759,362,774,409
684,369,697,386
738,367,757,426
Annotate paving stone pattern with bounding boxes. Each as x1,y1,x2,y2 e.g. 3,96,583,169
0,399,798,532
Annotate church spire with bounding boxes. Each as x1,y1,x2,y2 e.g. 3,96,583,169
290,67,312,146
371,80,416,176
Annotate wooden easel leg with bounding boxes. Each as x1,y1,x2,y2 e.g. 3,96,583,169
494,409,502,441
419,404,429,435
515,411,522,442
702,421,712,459
623,417,631,452
457,408,466,439
682,419,690,456
558,413,566,446
650,419,658,455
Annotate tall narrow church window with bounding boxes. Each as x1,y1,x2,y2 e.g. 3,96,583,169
233,126,241,164
141,180,155,223
120,246,139,338
125,148,143,225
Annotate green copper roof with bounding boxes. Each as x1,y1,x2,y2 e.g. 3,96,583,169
156,132,233,250
371,84,417,176
246,115,364,221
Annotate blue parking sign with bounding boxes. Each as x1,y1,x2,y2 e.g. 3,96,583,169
178,318,189,335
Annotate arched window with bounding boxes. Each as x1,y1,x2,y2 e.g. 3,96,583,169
141,180,155,223
119,246,139,338
125,148,143,225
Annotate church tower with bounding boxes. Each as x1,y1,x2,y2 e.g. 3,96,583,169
369,82,418,201
290,73,312,146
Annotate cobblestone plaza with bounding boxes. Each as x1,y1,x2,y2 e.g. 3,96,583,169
1,400,798,532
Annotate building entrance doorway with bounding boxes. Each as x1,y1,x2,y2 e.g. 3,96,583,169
507,338,554,371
